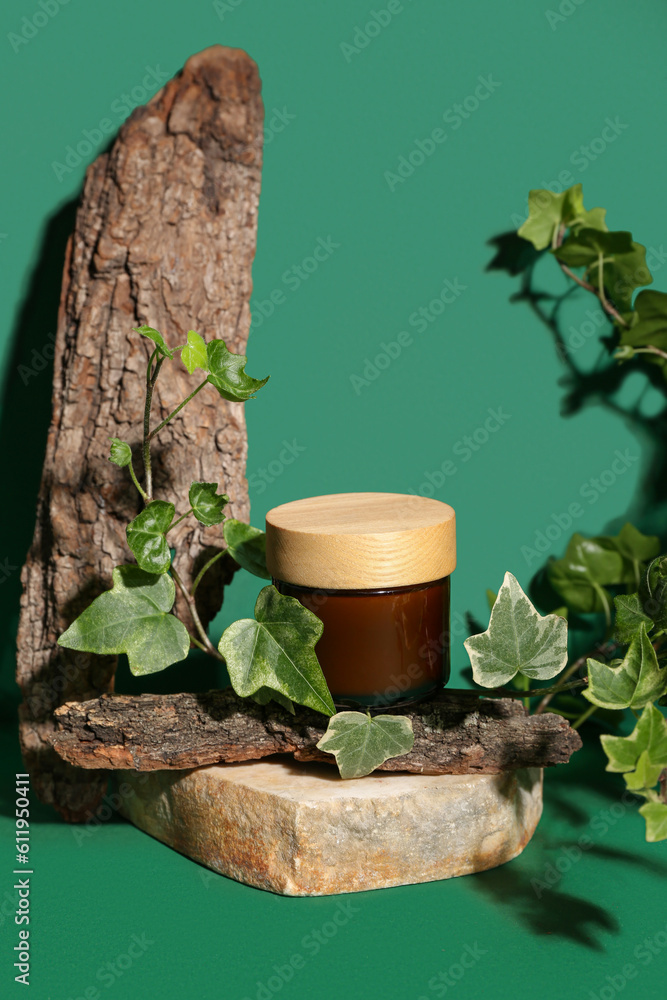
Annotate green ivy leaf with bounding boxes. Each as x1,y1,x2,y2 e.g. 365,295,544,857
206,340,269,402
218,585,335,716
620,290,667,354
639,801,667,842
585,623,667,709
222,519,270,579
188,482,229,527
133,325,173,359
126,500,174,574
601,703,667,773
57,565,190,676
639,557,667,631
553,230,650,313
181,330,208,375
316,712,414,779
464,572,568,687
251,686,295,714
108,438,132,468
614,593,654,644
517,184,605,251
605,523,660,589
547,534,624,614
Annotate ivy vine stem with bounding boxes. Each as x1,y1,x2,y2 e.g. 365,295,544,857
554,223,629,329
483,677,587,702
572,703,597,730
148,379,208,441
143,347,164,503
171,565,224,661
191,549,225,597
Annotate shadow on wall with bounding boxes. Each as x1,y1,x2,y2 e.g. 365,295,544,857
486,231,667,544
0,199,78,726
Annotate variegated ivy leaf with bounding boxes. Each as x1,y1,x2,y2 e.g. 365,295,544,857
316,712,414,779
601,703,667,774
219,585,334,716
57,565,190,676
464,572,568,688
585,623,667,710
639,801,667,842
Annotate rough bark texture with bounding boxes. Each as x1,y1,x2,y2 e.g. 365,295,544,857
51,689,582,774
16,46,264,822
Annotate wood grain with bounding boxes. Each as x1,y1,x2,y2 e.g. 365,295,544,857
266,492,456,588
16,45,264,821
50,689,582,774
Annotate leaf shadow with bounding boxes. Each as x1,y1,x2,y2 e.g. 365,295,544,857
471,864,618,950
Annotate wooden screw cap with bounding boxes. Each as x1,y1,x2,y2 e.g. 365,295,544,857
265,492,456,590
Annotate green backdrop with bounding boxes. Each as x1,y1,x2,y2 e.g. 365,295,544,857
2,1,666,997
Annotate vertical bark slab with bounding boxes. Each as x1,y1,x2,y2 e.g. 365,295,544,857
16,45,264,821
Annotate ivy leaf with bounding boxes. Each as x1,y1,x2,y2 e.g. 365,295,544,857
222,519,271,579
585,623,667,709
624,751,665,792
553,230,650,313
316,712,414,779
639,801,667,842
133,325,173,359
620,290,667,354
601,703,667,773
251,686,295,714
188,482,229,527
639,557,667,631
517,184,604,251
218,585,335,716
605,523,660,589
464,572,568,687
181,330,208,375
126,500,174,574
57,565,190,676
547,534,623,614
108,437,132,468
614,593,654,644
206,340,269,402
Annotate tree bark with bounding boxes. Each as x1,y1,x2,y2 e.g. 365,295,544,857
51,689,582,775
16,46,264,822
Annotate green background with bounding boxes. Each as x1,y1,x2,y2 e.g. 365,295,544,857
2,0,667,997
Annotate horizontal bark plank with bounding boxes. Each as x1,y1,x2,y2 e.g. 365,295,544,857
51,688,581,775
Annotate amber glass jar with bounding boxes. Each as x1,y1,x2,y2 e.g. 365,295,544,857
265,493,456,709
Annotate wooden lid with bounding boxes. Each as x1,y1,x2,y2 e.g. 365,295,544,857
265,492,456,589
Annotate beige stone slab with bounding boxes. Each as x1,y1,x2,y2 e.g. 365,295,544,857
117,760,543,896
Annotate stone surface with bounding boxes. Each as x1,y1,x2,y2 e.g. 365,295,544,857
117,760,543,896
